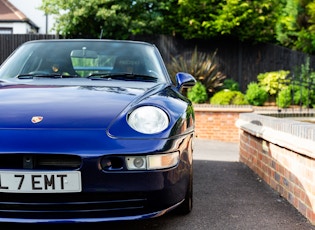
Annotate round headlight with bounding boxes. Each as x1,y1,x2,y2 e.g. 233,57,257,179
128,106,169,134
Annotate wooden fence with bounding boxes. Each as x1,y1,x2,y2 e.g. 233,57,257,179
1,34,315,92
140,35,315,92
0,34,58,64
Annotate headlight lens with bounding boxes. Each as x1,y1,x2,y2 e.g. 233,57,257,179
127,106,169,134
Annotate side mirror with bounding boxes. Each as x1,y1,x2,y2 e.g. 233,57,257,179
175,72,196,92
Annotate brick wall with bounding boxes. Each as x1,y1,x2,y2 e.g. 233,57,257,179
237,113,315,225
193,105,252,142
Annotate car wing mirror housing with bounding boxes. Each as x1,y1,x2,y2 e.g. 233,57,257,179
175,72,196,92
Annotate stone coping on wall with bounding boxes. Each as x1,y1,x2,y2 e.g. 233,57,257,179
193,104,315,113
236,113,315,159
193,104,253,112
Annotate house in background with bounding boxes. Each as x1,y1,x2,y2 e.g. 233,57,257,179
0,0,38,34
0,0,55,34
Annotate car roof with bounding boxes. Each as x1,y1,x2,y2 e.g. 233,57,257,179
24,39,155,47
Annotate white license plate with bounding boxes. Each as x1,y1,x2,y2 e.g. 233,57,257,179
0,171,82,193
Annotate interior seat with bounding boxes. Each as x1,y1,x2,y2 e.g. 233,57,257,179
112,56,146,75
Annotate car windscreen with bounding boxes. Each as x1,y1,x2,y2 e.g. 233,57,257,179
0,40,168,83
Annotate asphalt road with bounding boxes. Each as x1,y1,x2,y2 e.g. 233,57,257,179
4,138,315,229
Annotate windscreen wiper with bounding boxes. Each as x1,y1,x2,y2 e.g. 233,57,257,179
16,73,79,79
88,73,158,82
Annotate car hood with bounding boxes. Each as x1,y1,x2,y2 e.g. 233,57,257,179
0,83,161,129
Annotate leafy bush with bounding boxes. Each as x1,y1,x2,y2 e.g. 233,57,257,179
210,90,248,105
292,85,315,108
276,84,315,108
288,57,315,108
167,47,226,98
220,78,240,91
276,87,291,108
257,70,290,96
187,81,208,103
232,92,249,105
245,82,268,106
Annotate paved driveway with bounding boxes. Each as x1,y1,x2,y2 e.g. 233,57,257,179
189,138,315,230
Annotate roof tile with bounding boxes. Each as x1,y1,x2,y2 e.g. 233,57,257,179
0,0,27,21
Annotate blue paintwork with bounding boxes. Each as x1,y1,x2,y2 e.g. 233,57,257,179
0,39,195,223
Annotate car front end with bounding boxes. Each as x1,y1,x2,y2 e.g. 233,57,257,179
0,82,194,223
0,39,195,223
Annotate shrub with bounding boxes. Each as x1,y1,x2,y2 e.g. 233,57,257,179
187,81,208,103
245,82,268,106
210,90,232,105
276,87,291,108
292,85,315,108
220,78,240,91
257,70,290,97
167,47,226,98
210,90,248,105
276,84,315,108
232,91,249,105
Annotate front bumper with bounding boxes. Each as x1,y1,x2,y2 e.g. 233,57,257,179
0,189,185,223
0,134,193,223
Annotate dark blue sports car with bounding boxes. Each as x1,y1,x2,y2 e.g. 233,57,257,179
0,39,196,223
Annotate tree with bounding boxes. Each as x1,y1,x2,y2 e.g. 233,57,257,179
40,0,165,39
174,0,281,43
275,0,315,54
40,0,315,54
295,1,315,53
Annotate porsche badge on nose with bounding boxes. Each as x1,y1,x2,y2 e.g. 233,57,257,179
31,116,43,124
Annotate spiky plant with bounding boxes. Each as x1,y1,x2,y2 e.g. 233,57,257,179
167,47,226,97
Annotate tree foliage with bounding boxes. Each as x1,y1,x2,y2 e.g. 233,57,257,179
275,0,315,54
175,0,280,43
40,0,166,39
40,0,315,54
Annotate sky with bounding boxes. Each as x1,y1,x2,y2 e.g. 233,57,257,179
8,0,56,34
